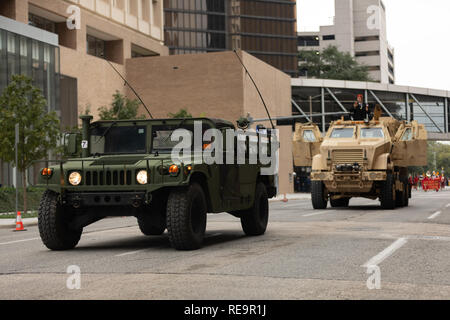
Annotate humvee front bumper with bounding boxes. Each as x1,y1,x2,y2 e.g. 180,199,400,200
311,171,387,182
64,192,147,208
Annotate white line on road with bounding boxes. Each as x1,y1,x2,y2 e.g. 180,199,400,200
302,210,335,217
0,237,39,246
428,211,442,220
446,204,450,208
363,238,407,267
115,249,148,257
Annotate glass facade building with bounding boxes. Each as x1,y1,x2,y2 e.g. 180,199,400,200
0,16,60,187
0,27,60,112
291,80,450,135
164,0,298,76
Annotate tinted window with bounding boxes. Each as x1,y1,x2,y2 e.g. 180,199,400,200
91,126,147,155
401,128,413,141
330,128,354,138
361,128,384,138
303,130,317,142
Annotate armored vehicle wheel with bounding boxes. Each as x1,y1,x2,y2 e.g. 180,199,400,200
138,217,166,236
403,180,409,207
241,182,269,236
380,173,396,210
166,183,207,250
38,190,82,251
396,178,409,208
312,181,328,209
330,197,350,208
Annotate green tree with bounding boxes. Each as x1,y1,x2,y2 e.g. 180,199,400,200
299,46,372,81
410,142,450,177
0,75,60,213
98,91,145,120
168,108,193,119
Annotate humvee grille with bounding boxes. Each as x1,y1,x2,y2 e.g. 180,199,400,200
332,149,364,165
84,170,133,186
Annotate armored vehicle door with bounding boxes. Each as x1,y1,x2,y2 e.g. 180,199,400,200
219,129,241,209
293,123,322,167
392,121,428,167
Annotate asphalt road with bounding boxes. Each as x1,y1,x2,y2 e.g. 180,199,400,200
0,190,449,300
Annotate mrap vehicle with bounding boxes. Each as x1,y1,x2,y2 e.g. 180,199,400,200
293,108,427,210
37,116,277,251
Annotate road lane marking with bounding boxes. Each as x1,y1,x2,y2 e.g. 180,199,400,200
363,238,407,267
115,249,148,257
406,235,450,242
446,204,450,208
428,211,442,220
302,210,335,217
0,237,39,246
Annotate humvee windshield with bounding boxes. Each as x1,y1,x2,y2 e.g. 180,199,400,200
330,128,354,138
91,126,147,155
303,130,317,142
360,127,384,138
151,124,212,154
152,126,193,153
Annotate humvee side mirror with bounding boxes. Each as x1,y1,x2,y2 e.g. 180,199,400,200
65,133,79,156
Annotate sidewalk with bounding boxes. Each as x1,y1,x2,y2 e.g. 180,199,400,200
0,217,38,229
270,193,311,202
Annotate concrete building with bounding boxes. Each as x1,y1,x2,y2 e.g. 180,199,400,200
298,0,395,84
0,0,168,186
164,0,298,76
126,51,294,194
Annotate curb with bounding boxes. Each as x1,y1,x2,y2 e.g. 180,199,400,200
270,194,311,202
0,218,38,229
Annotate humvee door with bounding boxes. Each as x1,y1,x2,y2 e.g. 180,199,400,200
392,121,428,167
293,123,322,167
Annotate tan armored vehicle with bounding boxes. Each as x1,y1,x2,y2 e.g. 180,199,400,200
293,108,428,209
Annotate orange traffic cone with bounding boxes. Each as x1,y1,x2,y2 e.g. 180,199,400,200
13,212,27,232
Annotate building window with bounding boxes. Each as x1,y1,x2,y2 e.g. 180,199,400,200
388,64,395,75
354,36,379,42
298,36,319,47
322,35,335,41
355,51,380,57
28,13,56,33
387,49,394,62
86,35,105,58
131,44,158,58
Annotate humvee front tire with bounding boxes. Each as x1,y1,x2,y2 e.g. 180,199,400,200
240,182,269,236
330,197,350,208
138,217,166,236
166,183,207,250
380,173,396,210
38,190,82,251
312,181,328,209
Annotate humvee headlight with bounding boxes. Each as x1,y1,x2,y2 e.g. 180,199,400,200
68,172,82,186
136,170,148,185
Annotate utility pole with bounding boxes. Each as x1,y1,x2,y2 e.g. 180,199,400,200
15,123,19,219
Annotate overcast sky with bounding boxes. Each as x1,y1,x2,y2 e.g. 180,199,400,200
297,0,450,91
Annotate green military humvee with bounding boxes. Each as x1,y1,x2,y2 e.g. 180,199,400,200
37,115,277,251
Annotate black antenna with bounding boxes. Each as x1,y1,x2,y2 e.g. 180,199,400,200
105,59,154,119
233,50,275,129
